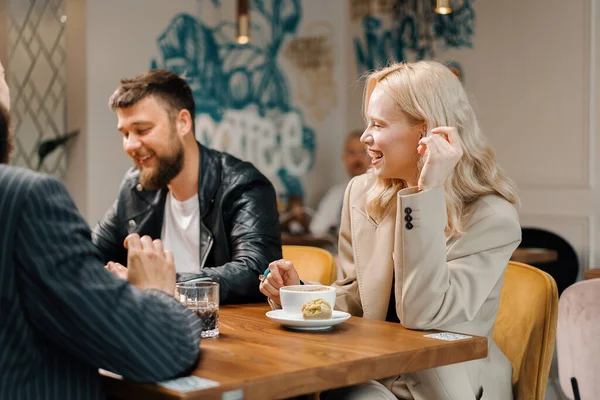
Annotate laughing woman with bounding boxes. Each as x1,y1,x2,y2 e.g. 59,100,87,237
260,61,520,400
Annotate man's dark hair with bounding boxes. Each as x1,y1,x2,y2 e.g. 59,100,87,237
0,103,12,164
108,69,196,129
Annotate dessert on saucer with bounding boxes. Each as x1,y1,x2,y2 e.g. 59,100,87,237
302,298,333,320
266,285,350,331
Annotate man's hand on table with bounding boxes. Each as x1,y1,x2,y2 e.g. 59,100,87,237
105,261,127,279
105,233,176,296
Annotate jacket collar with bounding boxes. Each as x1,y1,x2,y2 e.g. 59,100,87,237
198,142,221,219
351,204,396,320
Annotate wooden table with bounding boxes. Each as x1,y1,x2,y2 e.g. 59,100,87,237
102,304,488,400
584,268,600,280
511,248,558,264
281,233,337,248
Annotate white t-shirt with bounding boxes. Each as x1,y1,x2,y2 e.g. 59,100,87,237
161,192,201,274
310,182,348,236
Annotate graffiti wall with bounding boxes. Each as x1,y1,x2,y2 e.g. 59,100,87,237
151,1,317,200
350,0,475,72
80,0,476,223
83,0,347,223
345,0,476,132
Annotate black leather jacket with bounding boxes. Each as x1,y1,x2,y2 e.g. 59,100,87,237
92,143,281,304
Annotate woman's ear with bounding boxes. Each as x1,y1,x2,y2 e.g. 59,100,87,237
417,122,428,139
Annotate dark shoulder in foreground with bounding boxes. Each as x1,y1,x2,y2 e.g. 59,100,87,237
0,164,54,198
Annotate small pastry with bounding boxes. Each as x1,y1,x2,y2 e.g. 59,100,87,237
302,298,333,320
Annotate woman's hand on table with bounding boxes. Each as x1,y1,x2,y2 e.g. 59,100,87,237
259,259,301,305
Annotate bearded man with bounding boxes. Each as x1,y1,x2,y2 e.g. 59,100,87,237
93,69,281,304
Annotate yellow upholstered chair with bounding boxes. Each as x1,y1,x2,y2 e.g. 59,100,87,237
281,245,335,400
282,245,336,285
493,261,559,400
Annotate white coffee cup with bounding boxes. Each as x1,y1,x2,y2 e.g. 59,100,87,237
280,285,336,318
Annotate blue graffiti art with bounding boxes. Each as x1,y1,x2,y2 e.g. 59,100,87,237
151,0,315,200
353,0,476,72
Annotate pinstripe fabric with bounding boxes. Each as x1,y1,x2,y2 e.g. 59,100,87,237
0,166,203,399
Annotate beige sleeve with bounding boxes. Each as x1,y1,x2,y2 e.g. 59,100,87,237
330,177,363,316
394,187,521,330
269,179,361,315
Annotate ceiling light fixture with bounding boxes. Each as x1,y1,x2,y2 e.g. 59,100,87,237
237,0,250,44
435,0,452,15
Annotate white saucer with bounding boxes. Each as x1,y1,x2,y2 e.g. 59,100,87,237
266,310,351,331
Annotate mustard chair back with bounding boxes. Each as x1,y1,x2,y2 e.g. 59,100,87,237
493,261,558,400
282,245,336,285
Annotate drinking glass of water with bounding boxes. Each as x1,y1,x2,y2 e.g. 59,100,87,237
176,281,219,338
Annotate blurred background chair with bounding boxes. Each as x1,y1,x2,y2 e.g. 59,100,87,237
519,227,579,295
583,268,600,280
493,261,558,400
557,279,600,400
282,245,336,285
279,195,314,236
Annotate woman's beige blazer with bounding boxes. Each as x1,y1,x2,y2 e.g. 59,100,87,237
333,175,521,400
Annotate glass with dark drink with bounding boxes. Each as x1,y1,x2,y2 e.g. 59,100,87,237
176,281,220,338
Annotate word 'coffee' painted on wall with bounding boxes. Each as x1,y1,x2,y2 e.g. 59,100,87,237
152,0,315,198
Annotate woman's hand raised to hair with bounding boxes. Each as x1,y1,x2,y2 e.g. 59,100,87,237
259,260,301,305
417,126,464,192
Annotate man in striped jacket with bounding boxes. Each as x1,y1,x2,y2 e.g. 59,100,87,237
0,62,202,399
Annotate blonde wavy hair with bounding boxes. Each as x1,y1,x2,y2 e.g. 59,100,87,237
363,61,519,235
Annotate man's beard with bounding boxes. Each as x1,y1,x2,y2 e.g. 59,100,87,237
138,134,185,190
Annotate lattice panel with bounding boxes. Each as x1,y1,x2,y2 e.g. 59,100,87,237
7,0,67,176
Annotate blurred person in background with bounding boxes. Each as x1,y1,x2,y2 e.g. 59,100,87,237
309,131,370,237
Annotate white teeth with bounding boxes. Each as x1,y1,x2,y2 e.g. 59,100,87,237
138,154,153,161
368,151,383,160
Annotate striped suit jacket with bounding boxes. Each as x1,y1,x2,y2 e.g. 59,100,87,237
0,166,203,400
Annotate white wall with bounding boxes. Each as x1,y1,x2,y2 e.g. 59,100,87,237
459,0,596,276
83,0,197,225
0,0,7,62
64,0,88,217
345,0,597,276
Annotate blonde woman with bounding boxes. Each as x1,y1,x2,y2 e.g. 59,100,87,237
260,61,520,400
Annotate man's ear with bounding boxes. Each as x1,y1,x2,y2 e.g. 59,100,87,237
177,109,193,137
